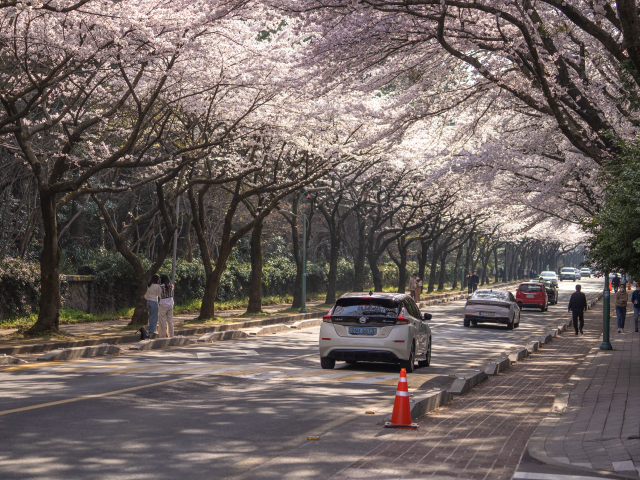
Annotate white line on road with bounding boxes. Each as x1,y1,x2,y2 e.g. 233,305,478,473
513,472,613,479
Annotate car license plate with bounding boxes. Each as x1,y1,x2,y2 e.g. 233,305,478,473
526,294,534,298
348,327,377,335
478,312,495,317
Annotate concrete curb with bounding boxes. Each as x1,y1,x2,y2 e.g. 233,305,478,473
249,324,290,336
508,347,528,363
526,341,540,354
484,356,510,375
197,330,248,343
449,370,488,395
0,312,324,356
37,344,123,361
539,333,553,344
129,336,195,351
290,319,323,330
410,390,453,420
0,354,27,365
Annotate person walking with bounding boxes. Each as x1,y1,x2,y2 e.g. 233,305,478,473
144,274,161,336
568,284,587,335
414,276,422,303
158,274,174,338
616,284,628,333
632,282,640,333
471,270,480,292
612,273,621,293
409,274,418,300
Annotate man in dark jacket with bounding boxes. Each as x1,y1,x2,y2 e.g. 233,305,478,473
612,274,621,293
471,271,480,292
568,284,588,335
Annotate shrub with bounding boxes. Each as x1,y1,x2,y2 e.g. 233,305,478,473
0,258,40,318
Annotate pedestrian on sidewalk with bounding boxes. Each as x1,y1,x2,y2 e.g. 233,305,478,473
612,273,621,293
414,276,422,302
568,284,587,335
632,282,640,332
409,274,418,300
158,274,174,338
144,274,161,335
616,284,628,333
471,270,480,292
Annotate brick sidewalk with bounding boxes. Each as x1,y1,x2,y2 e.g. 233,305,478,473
523,304,640,477
329,308,605,480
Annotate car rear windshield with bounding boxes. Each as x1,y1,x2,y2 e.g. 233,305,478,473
561,268,575,272
519,284,543,292
471,290,509,301
332,298,400,317
540,272,555,277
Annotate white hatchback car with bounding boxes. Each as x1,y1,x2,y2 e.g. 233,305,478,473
464,289,520,330
319,293,432,373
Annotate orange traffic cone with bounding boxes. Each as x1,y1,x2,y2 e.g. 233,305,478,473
609,282,612,291
384,368,418,429
628,282,631,291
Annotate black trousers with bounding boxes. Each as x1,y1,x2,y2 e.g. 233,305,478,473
572,310,584,332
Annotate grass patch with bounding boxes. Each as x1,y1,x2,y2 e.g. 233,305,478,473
0,307,134,330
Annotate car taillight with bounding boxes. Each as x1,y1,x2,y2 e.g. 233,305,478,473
322,312,332,322
397,315,410,324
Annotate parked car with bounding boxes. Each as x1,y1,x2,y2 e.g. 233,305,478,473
539,271,559,286
464,289,520,330
574,269,582,280
319,292,432,373
559,267,577,281
580,268,592,278
540,280,558,305
516,282,549,311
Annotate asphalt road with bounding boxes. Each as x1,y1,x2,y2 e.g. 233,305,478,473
0,278,603,480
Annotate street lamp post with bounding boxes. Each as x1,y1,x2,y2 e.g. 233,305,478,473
601,271,613,350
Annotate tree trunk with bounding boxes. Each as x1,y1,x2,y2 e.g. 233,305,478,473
427,242,439,293
247,220,264,314
325,233,341,304
418,239,429,281
452,244,463,289
437,250,447,291
494,247,499,283
27,194,60,333
185,213,194,263
353,217,367,291
397,237,408,294
368,254,383,292
199,243,233,319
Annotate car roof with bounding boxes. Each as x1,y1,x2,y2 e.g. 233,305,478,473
338,292,410,301
540,271,556,274
519,282,544,285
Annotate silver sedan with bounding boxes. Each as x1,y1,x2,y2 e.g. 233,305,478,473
464,289,521,330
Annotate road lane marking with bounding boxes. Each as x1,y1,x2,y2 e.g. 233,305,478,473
0,353,317,417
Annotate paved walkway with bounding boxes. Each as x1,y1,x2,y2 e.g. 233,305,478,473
328,301,606,479
521,300,640,478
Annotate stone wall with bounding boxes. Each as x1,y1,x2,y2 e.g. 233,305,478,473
61,275,96,314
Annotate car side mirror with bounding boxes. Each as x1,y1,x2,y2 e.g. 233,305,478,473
423,313,432,321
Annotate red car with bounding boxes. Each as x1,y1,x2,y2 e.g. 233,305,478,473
516,282,549,312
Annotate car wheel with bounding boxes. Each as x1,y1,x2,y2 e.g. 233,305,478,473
471,320,477,326
320,357,335,369
464,318,471,327
540,306,545,312
401,343,416,373
507,320,514,330
418,338,431,367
